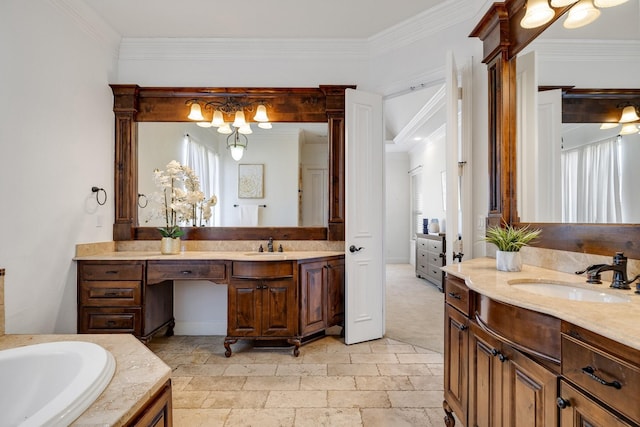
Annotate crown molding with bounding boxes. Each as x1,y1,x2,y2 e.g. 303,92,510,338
47,0,121,58
526,39,640,62
119,38,368,61
369,0,480,56
392,84,446,146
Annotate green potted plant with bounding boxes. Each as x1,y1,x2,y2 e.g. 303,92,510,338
484,223,541,272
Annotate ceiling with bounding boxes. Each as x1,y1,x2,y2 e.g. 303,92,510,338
82,0,448,39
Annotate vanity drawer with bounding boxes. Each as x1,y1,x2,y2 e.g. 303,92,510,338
79,262,143,281
79,281,141,306
79,307,141,335
562,334,640,424
444,275,470,315
232,261,294,279
147,260,227,284
427,266,443,283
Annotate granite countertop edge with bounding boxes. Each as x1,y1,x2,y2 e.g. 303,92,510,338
442,257,640,352
73,250,345,261
0,334,171,426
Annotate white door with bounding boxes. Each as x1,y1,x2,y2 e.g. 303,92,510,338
301,166,328,226
344,88,385,345
445,52,473,263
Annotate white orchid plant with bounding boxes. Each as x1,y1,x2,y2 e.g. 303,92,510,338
149,160,218,238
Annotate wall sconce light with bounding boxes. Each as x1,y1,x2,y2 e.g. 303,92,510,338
521,0,555,29
620,123,640,135
562,0,601,29
594,0,629,7
619,105,640,123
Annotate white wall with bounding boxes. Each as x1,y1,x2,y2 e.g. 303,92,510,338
0,0,490,334
0,0,118,332
385,152,410,263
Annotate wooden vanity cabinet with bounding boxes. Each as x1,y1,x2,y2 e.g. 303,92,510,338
127,380,173,427
299,257,345,336
226,261,300,356
443,274,559,427
559,324,640,426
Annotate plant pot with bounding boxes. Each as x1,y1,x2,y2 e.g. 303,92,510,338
496,250,522,272
160,237,181,255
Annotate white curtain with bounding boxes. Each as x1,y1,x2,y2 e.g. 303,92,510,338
183,134,220,225
561,136,621,223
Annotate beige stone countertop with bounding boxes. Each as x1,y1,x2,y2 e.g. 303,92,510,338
74,250,345,261
442,257,640,351
0,334,171,426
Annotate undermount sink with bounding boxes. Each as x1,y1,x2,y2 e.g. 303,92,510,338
509,279,632,303
243,252,287,260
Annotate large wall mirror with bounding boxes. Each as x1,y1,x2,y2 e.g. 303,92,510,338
472,0,640,258
111,85,351,241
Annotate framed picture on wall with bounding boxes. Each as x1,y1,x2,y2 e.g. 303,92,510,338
238,164,264,198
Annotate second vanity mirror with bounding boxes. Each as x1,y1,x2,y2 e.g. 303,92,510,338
515,2,640,225
472,0,640,258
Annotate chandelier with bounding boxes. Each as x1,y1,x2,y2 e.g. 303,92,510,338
186,97,272,161
600,104,640,135
520,0,630,30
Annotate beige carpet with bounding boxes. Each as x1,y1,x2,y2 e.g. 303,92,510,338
385,264,444,354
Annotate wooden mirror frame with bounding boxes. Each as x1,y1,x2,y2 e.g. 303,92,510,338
471,0,640,259
110,85,354,242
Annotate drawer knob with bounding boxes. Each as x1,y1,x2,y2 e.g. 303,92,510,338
581,366,622,389
447,292,462,300
556,397,571,409
105,292,117,297
181,270,193,275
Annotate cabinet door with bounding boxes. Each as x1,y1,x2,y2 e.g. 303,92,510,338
558,381,634,427
469,324,505,427
261,278,297,337
227,280,261,337
444,304,469,425
300,261,327,336
326,258,345,327
504,347,558,427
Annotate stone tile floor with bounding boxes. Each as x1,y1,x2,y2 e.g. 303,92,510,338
146,265,447,426
147,334,447,426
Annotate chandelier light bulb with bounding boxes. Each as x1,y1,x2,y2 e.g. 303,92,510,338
594,0,629,7
599,122,619,130
230,145,244,161
563,0,600,29
520,0,555,28
620,123,639,135
619,105,640,123
258,122,272,130
187,103,205,121
253,104,269,122
233,110,247,128
217,123,232,134
238,124,253,135
196,121,212,128
211,110,225,127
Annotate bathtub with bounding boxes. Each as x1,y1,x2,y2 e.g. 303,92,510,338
0,341,116,427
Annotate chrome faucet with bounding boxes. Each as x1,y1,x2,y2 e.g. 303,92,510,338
576,252,640,290
267,237,274,252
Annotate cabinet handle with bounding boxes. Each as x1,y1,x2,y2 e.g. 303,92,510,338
581,366,622,389
455,323,467,331
490,349,508,362
181,270,192,275
106,320,116,326
105,270,118,274
447,292,461,300
104,292,117,297
556,397,571,409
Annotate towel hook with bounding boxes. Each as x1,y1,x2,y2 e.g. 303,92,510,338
137,193,148,208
